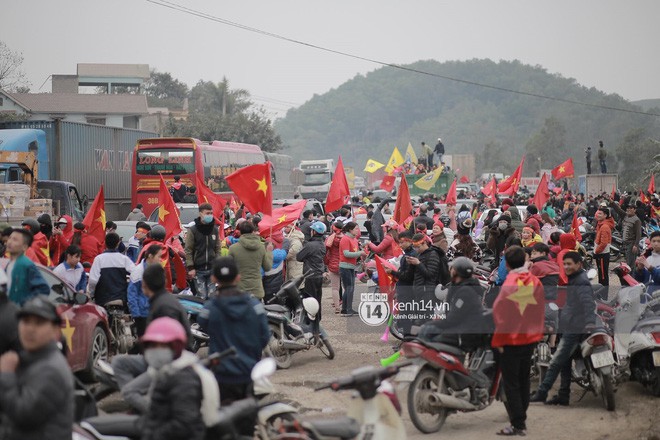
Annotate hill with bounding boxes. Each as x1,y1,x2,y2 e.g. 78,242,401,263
275,59,660,187
632,99,660,111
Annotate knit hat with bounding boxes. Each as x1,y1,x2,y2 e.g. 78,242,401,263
526,218,540,234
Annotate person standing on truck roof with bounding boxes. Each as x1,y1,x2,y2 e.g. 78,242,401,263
170,175,188,203
434,138,445,164
584,146,592,175
421,141,433,168
598,140,607,173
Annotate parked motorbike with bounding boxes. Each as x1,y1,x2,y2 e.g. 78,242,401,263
399,335,502,434
104,299,136,354
263,272,335,369
176,292,209,353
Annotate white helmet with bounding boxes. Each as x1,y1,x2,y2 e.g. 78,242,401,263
302,297,320,320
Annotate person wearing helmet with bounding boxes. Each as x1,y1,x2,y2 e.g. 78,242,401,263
4,228,49,306
0,267,20,356
21,218,51,266
198,258,269,409
140,317,212,440
296,221,328,321
0,296,74,440
417,256,485,349
366,219,400,260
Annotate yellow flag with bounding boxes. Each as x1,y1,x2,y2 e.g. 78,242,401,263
405,143,418,164
414,166,444,191
364,159,385,173
385,147,404,173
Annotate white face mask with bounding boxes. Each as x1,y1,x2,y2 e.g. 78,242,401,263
144,347,174,370
498,222,508,230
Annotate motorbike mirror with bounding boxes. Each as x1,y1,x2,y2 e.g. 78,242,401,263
251,357,277,382
548,302,559,312
586,268,598,280
74,293,89,305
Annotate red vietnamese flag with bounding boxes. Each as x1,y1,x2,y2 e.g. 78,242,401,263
498,157,525,196
481,177,498,204
380,175,396,192
258,199,307,237
225,162,273,216
491,271,545,348
393,174,413,224
459,175,470,184
531,172,550,209
640,190,650,204
229,196,239,213
196,175,227,239
551,158,575,180
325,156,350,212
375,255,397,311
158,174,182,240
649,174,656,194
570,210,582,242
445,178,457,205
82,185,106,245
611,181,616,200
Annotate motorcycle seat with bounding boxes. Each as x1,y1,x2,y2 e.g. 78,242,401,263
420,341,465,357
264,304,289,313
176,294,206,305
302,416,361,439
81,414,141,438
103,299,124,308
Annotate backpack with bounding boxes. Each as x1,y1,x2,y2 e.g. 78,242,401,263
431,245,450,286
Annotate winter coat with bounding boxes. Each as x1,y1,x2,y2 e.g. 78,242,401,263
185,218,221,270
296,235,326,278
78,232,104,268
0,294,19,356
285,228,305,280
529,256,560,300
561,269,597,333
49,215,73,263
521,233,543,248
198,285,270,384
368,233,397,260
557,233,579,285
0,342,73,440
324,232,343,274
540,223,560,244
29,231,51,267
88,249,135,306
447,236,483,263
633,251,660,295
487,225,517,260
507,207,526,233
148,289,193,346
126,208,147,221
5,255,49,306
422,277,484,333
412,246,440,290
127,261,150,318
228,234,273,299
595,217,615,254
393,247,417,287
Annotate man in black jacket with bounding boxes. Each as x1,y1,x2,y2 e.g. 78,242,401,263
185,203,222,299
531,252,597,406
407,233,441,325
409,204,435,232
0,296,74,440
434,138,445,163
296,221,327,321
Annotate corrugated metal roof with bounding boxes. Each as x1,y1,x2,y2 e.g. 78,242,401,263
77,63,150,79
7,93,149,115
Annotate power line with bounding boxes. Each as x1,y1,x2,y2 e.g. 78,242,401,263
146,0,660,118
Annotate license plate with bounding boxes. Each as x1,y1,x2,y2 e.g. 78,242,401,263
652,351,660,367
591,351,615,368
396,365,420,383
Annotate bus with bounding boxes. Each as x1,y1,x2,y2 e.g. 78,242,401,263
132,137,265,216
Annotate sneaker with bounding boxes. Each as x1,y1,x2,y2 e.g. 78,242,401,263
340,312,353,317
529,391,547,403
545,395,569,406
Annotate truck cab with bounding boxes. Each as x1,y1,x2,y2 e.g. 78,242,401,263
36,181,86,221
298,159,335,200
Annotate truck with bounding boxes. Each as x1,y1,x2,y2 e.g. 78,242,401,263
0,120,157,220
443,154,476,182
577,174,619,197
296,159,334,201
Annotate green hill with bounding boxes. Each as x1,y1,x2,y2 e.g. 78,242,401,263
275,59,660,187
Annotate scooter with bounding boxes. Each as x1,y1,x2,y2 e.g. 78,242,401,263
176,293,210,353
263,273,335,369
399,333,502,434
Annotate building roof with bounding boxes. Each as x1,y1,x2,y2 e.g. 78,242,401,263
7,93,149,115
77,63,150,79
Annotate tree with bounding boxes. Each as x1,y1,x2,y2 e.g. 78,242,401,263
144,70,188,107
189,77,251,116
0,41,30,92
524,117,567,172
615,128,660,189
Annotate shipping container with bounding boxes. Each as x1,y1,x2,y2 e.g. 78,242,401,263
0,120,157,220
264,152,295,199
577,174,618,197
443,154,476,182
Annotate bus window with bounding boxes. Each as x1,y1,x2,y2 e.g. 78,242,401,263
136,149,195,175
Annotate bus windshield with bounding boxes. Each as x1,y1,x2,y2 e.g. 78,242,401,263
304,172,331,185
135,149,195,175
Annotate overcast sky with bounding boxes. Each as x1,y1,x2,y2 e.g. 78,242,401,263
4,0,659,118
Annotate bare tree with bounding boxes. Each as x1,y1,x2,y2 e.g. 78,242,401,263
0,41,31,92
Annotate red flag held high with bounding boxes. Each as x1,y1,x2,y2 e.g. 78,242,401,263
571,210,582,242
611,182,616,200
258,199,307,237
82,185,106,244
640,190,650,204
531,173,549,209
225,162,273,216
481,177,498,204
158,174,182,240
375,255,397,310
393,175,413,224
445,178,457,205
649,174,656,194
325,157,350,212
380,175,396,192
551,158,575,180
196,175,227,239
498,157,525,196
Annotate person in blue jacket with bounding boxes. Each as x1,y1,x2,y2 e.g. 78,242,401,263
127,244,164,337
634,230,660,296
198,257,270,406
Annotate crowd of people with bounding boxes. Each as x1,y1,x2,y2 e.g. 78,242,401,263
0,169,659,438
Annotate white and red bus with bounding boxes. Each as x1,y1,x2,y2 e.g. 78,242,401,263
132,137,265,216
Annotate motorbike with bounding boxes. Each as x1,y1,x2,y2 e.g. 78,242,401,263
176,292,210,353
399,333,503,434
263,272,335,369
104,299,137,355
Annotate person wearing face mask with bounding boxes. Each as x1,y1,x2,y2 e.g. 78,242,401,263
140,317,216,440
487,214,518,270
126,222,151,263
185,203,222,299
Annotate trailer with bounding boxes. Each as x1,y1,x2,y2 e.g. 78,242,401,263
577,174,619,197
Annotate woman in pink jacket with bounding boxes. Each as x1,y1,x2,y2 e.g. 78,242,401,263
367,220,400,260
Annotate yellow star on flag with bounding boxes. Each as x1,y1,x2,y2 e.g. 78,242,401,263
277,214,287,224
507,279,537,315
254,177,268,196
158,204,170,222
559,166,565,173
61,318,76,353
97,209,106,227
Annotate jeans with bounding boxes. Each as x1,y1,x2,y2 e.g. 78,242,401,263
499,344,535,430
536,333,581,400
427,154,434,168
340,267,356,313
194,269,214,299
600,159,607,173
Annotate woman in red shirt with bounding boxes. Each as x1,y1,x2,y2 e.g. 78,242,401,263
339,222,366,316
325,222,344,314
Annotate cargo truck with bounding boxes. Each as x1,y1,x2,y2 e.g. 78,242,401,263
297,159,334,200
577,174,619,197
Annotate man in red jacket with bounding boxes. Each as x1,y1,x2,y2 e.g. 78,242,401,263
492,246,545,437
73,222,104,271
21,218,52,267
594,207,615,290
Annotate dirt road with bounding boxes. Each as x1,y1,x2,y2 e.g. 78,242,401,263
268,283,660,440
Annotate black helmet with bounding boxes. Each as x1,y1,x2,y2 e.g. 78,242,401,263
150,225,167,241
451,257,474,278
21,218,41,234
